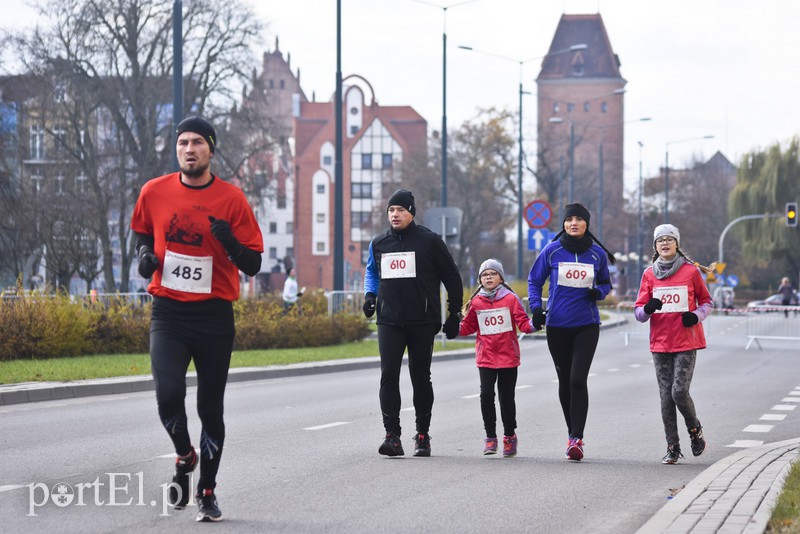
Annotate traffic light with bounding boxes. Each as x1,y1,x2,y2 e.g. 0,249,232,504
787,202,799,227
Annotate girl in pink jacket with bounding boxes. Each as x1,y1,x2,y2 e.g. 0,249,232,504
634,224,715,465
459,259,534,457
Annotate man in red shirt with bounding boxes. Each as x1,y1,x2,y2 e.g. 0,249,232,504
131,116,263,522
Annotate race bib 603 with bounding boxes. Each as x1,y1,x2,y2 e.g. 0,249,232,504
476,307,513,335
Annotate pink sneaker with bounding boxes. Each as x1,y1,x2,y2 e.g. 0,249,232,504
502,435,518,457
566,437,584,461
483,437,498,455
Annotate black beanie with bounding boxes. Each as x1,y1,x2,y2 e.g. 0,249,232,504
387,189,415,216
562,203,591,227
176,116,216,153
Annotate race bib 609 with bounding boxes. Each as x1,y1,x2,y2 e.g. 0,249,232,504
557,262,594,288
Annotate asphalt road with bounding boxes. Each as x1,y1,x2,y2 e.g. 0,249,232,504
0,313,798,532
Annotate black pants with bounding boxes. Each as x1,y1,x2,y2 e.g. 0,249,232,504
150,297,234,492
478,367,518,438
377,323,440,435
545,324,599,439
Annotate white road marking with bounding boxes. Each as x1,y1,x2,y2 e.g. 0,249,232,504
461,394,479,399
608,368,620,372
760,414,786,421
781,397,800,403
727,440,763,448
630,364,641,368
516,385,532,390
772,405,797,411
743,424,774,433
788,390,800,396
0,485,24,493
156,453,177,459
588,373,598,378
304,422,351,431
401,406,414,412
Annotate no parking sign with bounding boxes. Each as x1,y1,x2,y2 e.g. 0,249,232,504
524,200,552,229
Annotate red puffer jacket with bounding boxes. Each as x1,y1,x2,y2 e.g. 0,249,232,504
459,286,534,369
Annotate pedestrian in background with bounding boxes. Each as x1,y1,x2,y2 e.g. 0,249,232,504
634,224,714,465
282,268,303,313
778,276,797,318
459,259,535,457
527,203,615,461
131,116,264,522
363,189,463,457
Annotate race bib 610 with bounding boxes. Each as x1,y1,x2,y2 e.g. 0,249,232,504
380,251,416,279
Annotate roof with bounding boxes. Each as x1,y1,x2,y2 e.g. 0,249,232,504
537,14,623,81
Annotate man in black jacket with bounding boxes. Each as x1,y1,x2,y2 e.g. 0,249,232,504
363,189,463,457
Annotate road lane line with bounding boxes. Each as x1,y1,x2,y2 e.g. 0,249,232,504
304,422,351,431
781,397,800,403
726,440,763,448
461,394,479,399
760,414,787,421
772,405,797,411
743,424,774,433
0,485,24,493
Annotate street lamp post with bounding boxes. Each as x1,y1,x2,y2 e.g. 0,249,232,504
637,140,644,280
664,135,714,223
458,43,586,278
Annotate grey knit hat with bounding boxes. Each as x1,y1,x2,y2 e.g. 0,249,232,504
478,259,505,282
653,224,680,247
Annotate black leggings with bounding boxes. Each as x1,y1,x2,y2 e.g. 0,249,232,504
377,323,440,435
545,325,599,439
150,297,234,492
478,367,518,438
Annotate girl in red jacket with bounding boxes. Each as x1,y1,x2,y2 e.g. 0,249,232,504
459,259,535,457
634,224,715,465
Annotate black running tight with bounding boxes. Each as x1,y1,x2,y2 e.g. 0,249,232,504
150,297,234,492
545,325,600,439
377,323,440,435
478,367,518,438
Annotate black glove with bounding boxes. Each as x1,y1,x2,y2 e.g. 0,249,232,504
362,293,376,318
531,307,546,330
137,246,159,279
643,298,663,315
443,313,461,339
587,288,602,301
681,311,699,327
208,216,244,258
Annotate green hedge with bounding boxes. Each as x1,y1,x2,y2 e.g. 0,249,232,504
0,289,369,361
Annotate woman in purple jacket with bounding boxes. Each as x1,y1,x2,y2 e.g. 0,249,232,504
527,203,615,461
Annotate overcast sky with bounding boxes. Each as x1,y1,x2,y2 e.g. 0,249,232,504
6,0,799,195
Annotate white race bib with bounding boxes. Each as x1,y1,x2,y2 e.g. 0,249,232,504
652,285,689,313
557,262,594,288
161,250,213,294
380,251,416,279
476,307,513,335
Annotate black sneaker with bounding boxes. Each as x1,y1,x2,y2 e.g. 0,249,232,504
413,433,431,457
168,448,197,509
689,425,706,457
662,444,684,465
378,432,404,456
195,488,222,522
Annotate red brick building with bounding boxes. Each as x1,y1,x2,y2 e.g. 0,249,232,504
293,76,427,290
537,13,626,250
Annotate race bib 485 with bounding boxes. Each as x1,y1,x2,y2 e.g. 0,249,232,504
161,250,213,294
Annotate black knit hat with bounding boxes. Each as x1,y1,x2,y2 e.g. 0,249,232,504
387,189,416,216
176,116,216,153
562,203,591,227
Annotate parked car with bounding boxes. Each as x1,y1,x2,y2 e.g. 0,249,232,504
746,293,800,312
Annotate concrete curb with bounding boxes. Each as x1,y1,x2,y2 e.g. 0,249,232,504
636,437,800,533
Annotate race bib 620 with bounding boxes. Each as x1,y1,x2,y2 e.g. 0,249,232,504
652,285,689,313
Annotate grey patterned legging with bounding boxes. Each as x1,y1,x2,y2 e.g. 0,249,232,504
653,350,701,446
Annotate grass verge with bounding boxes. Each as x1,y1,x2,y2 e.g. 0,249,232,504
0,339,475,384
768,459,800,533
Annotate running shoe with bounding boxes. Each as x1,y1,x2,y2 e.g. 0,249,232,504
689,425,706,457
195,488,223,522
413,433,431,457
502,435,518,458
566,437,584,461
483,437,499,455
168,447,197,509
662,444,684,465
378,432,404,457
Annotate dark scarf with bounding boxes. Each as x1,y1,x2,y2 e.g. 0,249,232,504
559,233,593,254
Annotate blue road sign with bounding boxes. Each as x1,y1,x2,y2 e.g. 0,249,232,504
524,200,553,229
528,228,555,251
726,274,739,287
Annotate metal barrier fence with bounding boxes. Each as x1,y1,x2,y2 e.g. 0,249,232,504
0,291,152,307
617,301,716,347
744,306,800,350
326,290,364,315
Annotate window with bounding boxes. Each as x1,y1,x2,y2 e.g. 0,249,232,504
56,175,65,195
30,124,44,160
269,79,274,89
279,80,285,89
52,124,66,155
350,125,359,135
77,173,87,194
322,155,332,166
583,102,590,112
351,211,370,226
361,153,372,169
552,102,560,113
601,102,608,113
269,247,277,259
286,247,294,258
316,242,325,252
351,182,372,199
316,213,325,223
277,190,286,209
567,103,575,113
269,222,277,234
316,184,325,194
382,154,393,168
286,222,293,233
